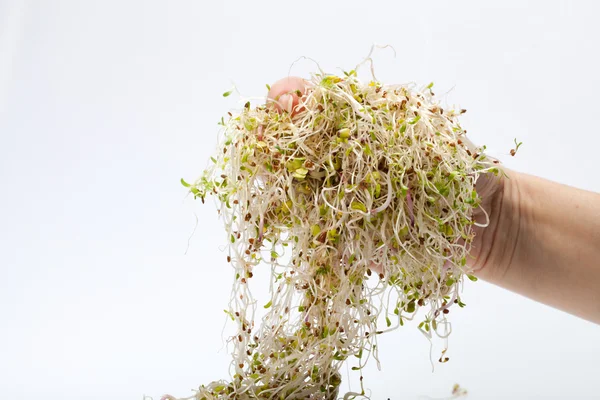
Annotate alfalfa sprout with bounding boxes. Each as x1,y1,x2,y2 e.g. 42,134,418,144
173,63,498,400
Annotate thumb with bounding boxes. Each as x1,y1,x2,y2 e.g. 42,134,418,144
267,76,309,115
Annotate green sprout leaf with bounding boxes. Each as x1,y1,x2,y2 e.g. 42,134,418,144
286,158,305,171
514,138,523,150
292,168,308,180
327,229,339,244
338,128,351,139
180,178,191,188
310,224,321,236
405,300,416,313
398,226,409,237
467,274,478,282
350,201,367,213
224,310,235,321
222,90,233,97
409,115,421,125
511,138,523,156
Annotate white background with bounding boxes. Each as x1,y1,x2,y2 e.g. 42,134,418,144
1,1,599,399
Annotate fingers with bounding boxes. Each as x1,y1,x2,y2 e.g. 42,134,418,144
267,77,308,115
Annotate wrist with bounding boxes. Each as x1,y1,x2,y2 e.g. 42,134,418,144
470,169,523,282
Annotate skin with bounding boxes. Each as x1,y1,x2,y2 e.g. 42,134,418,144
268,77,600,324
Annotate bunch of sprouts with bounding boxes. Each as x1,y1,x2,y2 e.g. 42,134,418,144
174,66,499,400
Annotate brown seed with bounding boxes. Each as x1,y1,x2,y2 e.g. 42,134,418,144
443,308,450,314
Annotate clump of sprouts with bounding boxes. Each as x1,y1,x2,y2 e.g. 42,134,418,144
174,66,498,400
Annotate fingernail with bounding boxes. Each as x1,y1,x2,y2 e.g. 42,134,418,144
279,94,293,114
